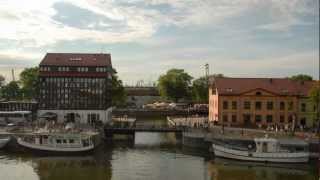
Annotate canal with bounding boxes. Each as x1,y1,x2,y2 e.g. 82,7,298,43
0,118,318,180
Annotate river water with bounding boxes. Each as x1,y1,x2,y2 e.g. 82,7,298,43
0,119,319,180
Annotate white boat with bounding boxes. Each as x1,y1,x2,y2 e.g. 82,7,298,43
0,137,11,149
17,131,100,155
212,138,309,163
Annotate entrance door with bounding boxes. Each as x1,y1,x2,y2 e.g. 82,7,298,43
300,118,306,127
243,114,251,127
66,113,75,123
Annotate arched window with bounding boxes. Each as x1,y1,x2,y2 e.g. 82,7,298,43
256,91,262,96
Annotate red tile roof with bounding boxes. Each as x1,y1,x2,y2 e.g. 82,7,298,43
40,53,112,67
39,71,109,77
214,77,316,96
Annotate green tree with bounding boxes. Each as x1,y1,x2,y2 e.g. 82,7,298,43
158,69,193,102
309,82,320,132
290,74,313,81
111,74,126,107
1,81,22,100
19,67,39,99
0,74,5,87
192,77,208,103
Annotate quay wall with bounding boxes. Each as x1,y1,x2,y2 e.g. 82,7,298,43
182,132,210,150
113,109,208,118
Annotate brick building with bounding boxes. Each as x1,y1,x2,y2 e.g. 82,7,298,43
38,53,113,124
209,77,317,128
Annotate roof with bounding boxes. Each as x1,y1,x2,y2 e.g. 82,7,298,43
213,77,316,96
39,53,112,67
278,138,308,146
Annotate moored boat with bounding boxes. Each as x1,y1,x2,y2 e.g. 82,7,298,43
212,138,309,163
17,131,100,155
0,136,11,149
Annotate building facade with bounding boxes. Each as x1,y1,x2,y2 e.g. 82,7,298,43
125,86,161,108
38,53,113,124
209,78,316,128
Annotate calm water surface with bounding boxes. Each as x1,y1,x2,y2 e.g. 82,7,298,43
0,119,318,180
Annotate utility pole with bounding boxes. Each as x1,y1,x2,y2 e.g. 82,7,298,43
205,63,209,80
11,69,15,81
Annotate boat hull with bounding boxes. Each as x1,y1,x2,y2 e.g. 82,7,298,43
17,138,96,156
212,144,309,163
0,137,11,149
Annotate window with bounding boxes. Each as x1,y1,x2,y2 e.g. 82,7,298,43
280,101,285,110
255,115,262,123
232,115,237,123
56,139,61,144
256,91,262,96
267,101,273,110
232,101,237,110
63,139,67,144
301,103,306,112
280,115,285,123
223,115,228,122
69,139,75,144
211,89,216,95
266,115,273,123
255,101,262,110
223,101,229,110
288,101,293,111
244,101,251,110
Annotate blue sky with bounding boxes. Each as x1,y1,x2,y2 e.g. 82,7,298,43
0,0,318,85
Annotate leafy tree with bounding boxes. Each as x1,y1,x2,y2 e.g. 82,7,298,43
1,81,22,100
0,75,5,87
290,74,313,81
309,82,320,132
19,67,39,100
158,69,193,102
192,77,208,103
111,73,126,107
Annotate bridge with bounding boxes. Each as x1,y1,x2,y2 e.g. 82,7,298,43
104,126,185,139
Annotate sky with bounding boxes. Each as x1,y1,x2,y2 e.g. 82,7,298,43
0,0,318,85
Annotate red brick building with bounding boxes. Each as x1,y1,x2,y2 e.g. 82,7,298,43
38,53,113,124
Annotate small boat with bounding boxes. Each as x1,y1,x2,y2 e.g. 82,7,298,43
211,138,309,163
17,131,101,155
0,136,11,149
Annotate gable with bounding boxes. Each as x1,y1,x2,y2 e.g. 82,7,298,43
240,88,278,96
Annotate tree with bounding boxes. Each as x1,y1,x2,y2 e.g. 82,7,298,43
0,75,5,87
19,67,39,100
309,82,320,132
192,77,208,103
290,74,313,81
1,81,22,100
111,73,126,107
158,69,193,102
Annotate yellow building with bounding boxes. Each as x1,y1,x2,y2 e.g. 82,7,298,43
209,77,316,128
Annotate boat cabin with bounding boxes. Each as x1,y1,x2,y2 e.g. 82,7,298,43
23,134,94,148
254,138,280,153
254,138,309,153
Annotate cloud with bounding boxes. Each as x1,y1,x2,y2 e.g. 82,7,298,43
0,0,316,48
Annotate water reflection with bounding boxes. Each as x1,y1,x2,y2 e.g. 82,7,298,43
208,158,317,180
0,129,318,180
33,156,112,180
